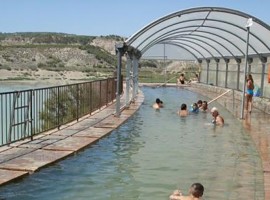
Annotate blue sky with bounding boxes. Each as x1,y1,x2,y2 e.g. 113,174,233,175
1,0,270,37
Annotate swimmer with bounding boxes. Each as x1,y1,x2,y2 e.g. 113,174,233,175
200,101,208,112
169,183,204,200
190,103,199,113
152,98,163,109
178,103,188,117
211,107,224,126
197,100,202,108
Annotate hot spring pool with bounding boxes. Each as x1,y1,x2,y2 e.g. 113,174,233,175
0,86,264,200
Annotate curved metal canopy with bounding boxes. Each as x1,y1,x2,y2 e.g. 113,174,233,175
125,7,270,61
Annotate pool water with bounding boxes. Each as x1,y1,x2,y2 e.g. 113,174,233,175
0,87,264,200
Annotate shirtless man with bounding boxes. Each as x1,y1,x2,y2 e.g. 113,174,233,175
200,101,208,112
152,98,163,109
178,103,188,117
211,107,224,126
177,74,185,85
169,183,204,200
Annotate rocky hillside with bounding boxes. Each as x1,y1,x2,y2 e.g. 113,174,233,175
0,33,125,80
0,32,198,81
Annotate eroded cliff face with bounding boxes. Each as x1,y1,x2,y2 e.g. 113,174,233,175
0,34,123,80
0,33,198,81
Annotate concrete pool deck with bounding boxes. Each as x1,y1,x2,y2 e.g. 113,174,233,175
0,90,144,186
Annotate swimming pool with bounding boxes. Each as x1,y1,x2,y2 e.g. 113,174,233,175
0,86,264,200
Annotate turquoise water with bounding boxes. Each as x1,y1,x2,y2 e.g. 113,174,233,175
0,87,264,200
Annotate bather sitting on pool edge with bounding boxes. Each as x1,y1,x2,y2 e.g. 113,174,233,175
169,183,204,200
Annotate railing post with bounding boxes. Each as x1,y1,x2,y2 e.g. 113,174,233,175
76,84,79,121
57,87,60,129
106,79,109,105
30,90,34,140
90,82,93,115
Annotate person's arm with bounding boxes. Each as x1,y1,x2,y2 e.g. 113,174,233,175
169,190,183,200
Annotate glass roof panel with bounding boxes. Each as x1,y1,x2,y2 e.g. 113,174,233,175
126,7,270,61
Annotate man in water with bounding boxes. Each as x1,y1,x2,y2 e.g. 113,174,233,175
169,183,204,200
211,107,224,126
152,98,163,109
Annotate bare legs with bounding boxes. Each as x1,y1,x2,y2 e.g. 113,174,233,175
245,94,253,113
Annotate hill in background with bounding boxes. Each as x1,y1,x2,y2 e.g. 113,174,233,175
0,32,198,82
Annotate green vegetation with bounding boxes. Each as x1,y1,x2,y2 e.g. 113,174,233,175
0,32,96,45
79,45,117,66
0,32,199,82
39,83,103,130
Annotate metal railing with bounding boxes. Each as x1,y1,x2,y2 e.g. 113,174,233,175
0,77,121,146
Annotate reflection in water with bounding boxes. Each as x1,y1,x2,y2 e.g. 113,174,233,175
0,87,264,200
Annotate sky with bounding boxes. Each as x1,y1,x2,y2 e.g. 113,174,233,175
1,0,270,38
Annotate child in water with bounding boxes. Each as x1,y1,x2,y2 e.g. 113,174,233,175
190,103,199,113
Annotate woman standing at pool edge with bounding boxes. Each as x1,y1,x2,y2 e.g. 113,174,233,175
246,74,254,113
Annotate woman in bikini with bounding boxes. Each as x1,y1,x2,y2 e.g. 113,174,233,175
245,74,254,113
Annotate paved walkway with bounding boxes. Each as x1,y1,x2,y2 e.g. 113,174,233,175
0,91,144,186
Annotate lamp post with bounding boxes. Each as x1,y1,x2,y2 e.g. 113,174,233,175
240,18,253,119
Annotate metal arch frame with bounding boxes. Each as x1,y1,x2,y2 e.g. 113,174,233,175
144,41,206,60
139,27,244,59
159,36,225,59
140,38,205,58
126,6,270,46
139,27,245,60
141,35,216,58
156,42,201,60
165,38,215,58
137,26,246,56
199,19,270,52
132,19,260,57
126,7,270,60
137,24,258,58
176,34,237,58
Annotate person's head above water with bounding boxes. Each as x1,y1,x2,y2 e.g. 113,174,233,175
189,183,204,198
156,98,161,104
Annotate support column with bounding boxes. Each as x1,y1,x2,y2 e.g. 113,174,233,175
215,58,220,86
125,51,132,107
260,56,267,96
115,43,127,117
197,59,202,82
248,58,253,74
224,58,230,88
237,59,241,90
132,57,139,100
206,59,210,84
